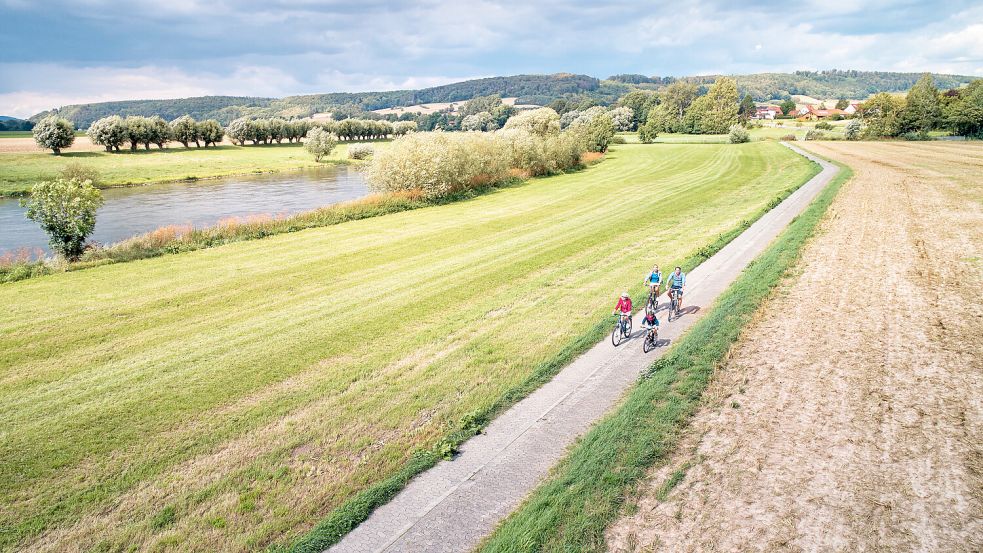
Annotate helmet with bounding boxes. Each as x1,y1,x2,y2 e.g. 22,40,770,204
621,292,629,298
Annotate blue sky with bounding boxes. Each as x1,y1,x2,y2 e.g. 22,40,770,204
1,0,981,117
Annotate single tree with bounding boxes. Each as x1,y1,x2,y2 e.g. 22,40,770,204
304,127,338,161
226,118,251,145
21,178,104,260
900,73,942,133
197,120,224,147
32,116,75,155
170,115,199,147
738,93,756,124
147,116,170,149
87,115,127,152
638,108,660,143
780,98,797,117
683,77,739,134
835,98,849,110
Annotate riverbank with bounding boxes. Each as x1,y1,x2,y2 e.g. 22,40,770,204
0,142,368,197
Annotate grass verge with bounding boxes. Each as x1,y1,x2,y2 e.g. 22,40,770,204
477,161,851,552
279,157,825,553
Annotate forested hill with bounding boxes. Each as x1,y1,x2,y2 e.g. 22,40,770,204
31,74,616,128
610,70,977,101
31,70,978,128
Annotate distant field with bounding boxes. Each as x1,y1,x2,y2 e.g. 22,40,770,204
0,142,817,551
0,143,364,196
617,122,848,145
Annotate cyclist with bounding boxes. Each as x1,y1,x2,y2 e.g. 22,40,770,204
612,291,633,327
641,305,659,338
644,264,662,307
667,266,686,311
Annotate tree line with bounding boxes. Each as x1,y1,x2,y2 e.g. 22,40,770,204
853,74,983,139
31,114,420,154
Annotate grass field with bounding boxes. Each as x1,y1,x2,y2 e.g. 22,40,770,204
0,143,360,196
0,142,817,551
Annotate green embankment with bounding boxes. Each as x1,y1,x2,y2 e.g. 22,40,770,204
480,161,852,552
0,143,360,196
0,142,817,551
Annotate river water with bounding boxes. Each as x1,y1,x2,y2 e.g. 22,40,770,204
0,166,369,256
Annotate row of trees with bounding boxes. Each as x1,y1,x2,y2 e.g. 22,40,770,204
87,115,224,151
227,117,418,145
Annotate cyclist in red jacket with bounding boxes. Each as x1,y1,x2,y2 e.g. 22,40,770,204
612,292,632,325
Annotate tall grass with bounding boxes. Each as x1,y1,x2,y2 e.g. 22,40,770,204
479,163,852,552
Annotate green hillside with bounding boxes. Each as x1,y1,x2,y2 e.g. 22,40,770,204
663,69,976,101
29,70,978,128
31,74,613,127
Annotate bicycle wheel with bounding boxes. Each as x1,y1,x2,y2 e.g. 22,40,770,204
611,324,622,346
643,333,654,353
668,298,676,321
624,317,633,337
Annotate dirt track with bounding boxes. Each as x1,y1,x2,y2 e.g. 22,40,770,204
607,141,983,552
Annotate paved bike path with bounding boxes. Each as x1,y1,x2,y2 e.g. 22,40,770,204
328,144,838,553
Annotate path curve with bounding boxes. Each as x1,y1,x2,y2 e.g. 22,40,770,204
328,143,839,553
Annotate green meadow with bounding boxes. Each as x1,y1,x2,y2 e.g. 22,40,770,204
0,141,817,551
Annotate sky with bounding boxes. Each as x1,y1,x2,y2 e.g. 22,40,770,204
1,0,981,118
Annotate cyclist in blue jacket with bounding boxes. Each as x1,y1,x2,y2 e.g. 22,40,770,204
667,266,686,310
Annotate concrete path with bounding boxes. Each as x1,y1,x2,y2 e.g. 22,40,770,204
328,144,839,553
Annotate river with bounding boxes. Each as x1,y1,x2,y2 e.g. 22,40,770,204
0,166,369,256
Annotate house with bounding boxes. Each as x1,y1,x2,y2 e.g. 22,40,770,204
753,105,783,119
800,105,846,120
843,102,862,115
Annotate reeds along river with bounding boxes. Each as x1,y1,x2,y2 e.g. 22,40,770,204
0,166,369,256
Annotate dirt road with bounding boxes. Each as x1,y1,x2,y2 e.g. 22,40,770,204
607,141,983,552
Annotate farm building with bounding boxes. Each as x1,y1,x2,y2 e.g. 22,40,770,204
753,106,784,119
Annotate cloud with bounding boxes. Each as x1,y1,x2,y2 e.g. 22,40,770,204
0,0,981,117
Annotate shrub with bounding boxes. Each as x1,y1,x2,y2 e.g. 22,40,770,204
368,132,509,198
781,134,797,141
845,119,862,140
392,121,417,136
347,143,374,160
503,108,561,137
638,116,659,143
59,162,100,185
815,121,834,130
570,113,615,153
804,129,825,141
304,127,338,162
728,125,750,144
901,130,932,141
33,116,75,155
461,111,499,132
607,106,634,132
21,178,104,260
609,135,626,144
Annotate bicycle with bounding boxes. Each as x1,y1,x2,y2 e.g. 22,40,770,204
646,284,660,311
667,288,682,321
611,312,633,346
642,323,659,353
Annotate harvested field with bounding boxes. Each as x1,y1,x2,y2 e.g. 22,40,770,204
607,141,983,552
